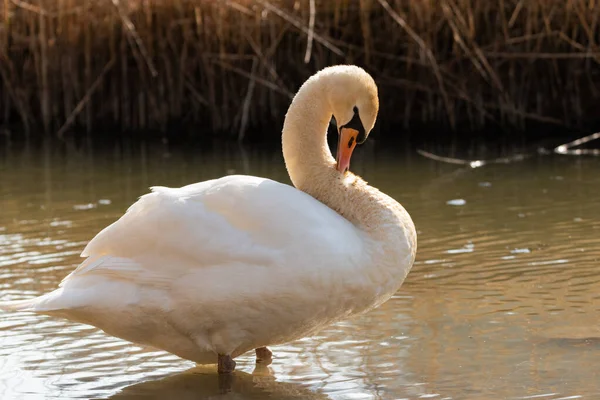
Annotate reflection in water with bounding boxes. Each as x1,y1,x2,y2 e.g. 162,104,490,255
1,140,600,399
109,365,330,400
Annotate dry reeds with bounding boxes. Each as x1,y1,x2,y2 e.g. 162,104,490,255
1,0,600,140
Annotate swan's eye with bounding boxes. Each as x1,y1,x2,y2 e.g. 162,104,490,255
353,106,358,114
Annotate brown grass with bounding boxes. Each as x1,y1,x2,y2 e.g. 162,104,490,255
1,0,600,140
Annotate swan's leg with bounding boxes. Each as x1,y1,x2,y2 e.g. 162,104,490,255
218,373,235,393
217,354,236,374
255,347,272,364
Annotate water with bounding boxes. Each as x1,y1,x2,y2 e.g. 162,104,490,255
1,140,599,399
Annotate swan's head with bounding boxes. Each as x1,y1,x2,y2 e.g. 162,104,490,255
321,65,379,173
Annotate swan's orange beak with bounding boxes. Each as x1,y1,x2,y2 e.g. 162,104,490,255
336,127,358,173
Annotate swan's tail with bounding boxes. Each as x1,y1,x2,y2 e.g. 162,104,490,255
0,298,41,312
0,291,61,313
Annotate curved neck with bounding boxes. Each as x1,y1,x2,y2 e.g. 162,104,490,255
281,75,376,231
281,73,417,294
282,76,335,192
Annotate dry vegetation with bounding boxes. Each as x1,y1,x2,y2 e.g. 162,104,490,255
1,0,600,140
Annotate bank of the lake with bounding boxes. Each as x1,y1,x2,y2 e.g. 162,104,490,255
2,1,600,141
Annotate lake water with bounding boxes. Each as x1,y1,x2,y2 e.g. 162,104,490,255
0,139,599,399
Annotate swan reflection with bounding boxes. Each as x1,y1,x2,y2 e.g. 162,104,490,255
108,365,330,399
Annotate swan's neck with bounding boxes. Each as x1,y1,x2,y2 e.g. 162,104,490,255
282,77,336,190
282,74,417,297
281,76,387,234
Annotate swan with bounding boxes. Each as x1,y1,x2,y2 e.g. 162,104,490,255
0,65,417,374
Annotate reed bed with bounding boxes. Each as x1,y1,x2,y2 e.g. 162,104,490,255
1,0,600,140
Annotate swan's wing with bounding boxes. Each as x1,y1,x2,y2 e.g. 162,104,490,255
61,175,364,287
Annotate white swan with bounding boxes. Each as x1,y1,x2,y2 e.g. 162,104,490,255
0,65,417,374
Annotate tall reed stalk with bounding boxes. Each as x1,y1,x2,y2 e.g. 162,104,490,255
1,0,599,140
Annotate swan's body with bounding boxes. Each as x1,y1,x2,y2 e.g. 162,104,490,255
0,65,416,372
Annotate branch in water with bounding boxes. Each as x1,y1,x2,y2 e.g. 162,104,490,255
418,131,600,167
554,132,600,156
417,149,528,168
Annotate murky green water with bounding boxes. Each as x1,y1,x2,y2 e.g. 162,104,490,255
0,140,599,399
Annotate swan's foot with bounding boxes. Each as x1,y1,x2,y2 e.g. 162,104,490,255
217,354,236,374
255,346,272,364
